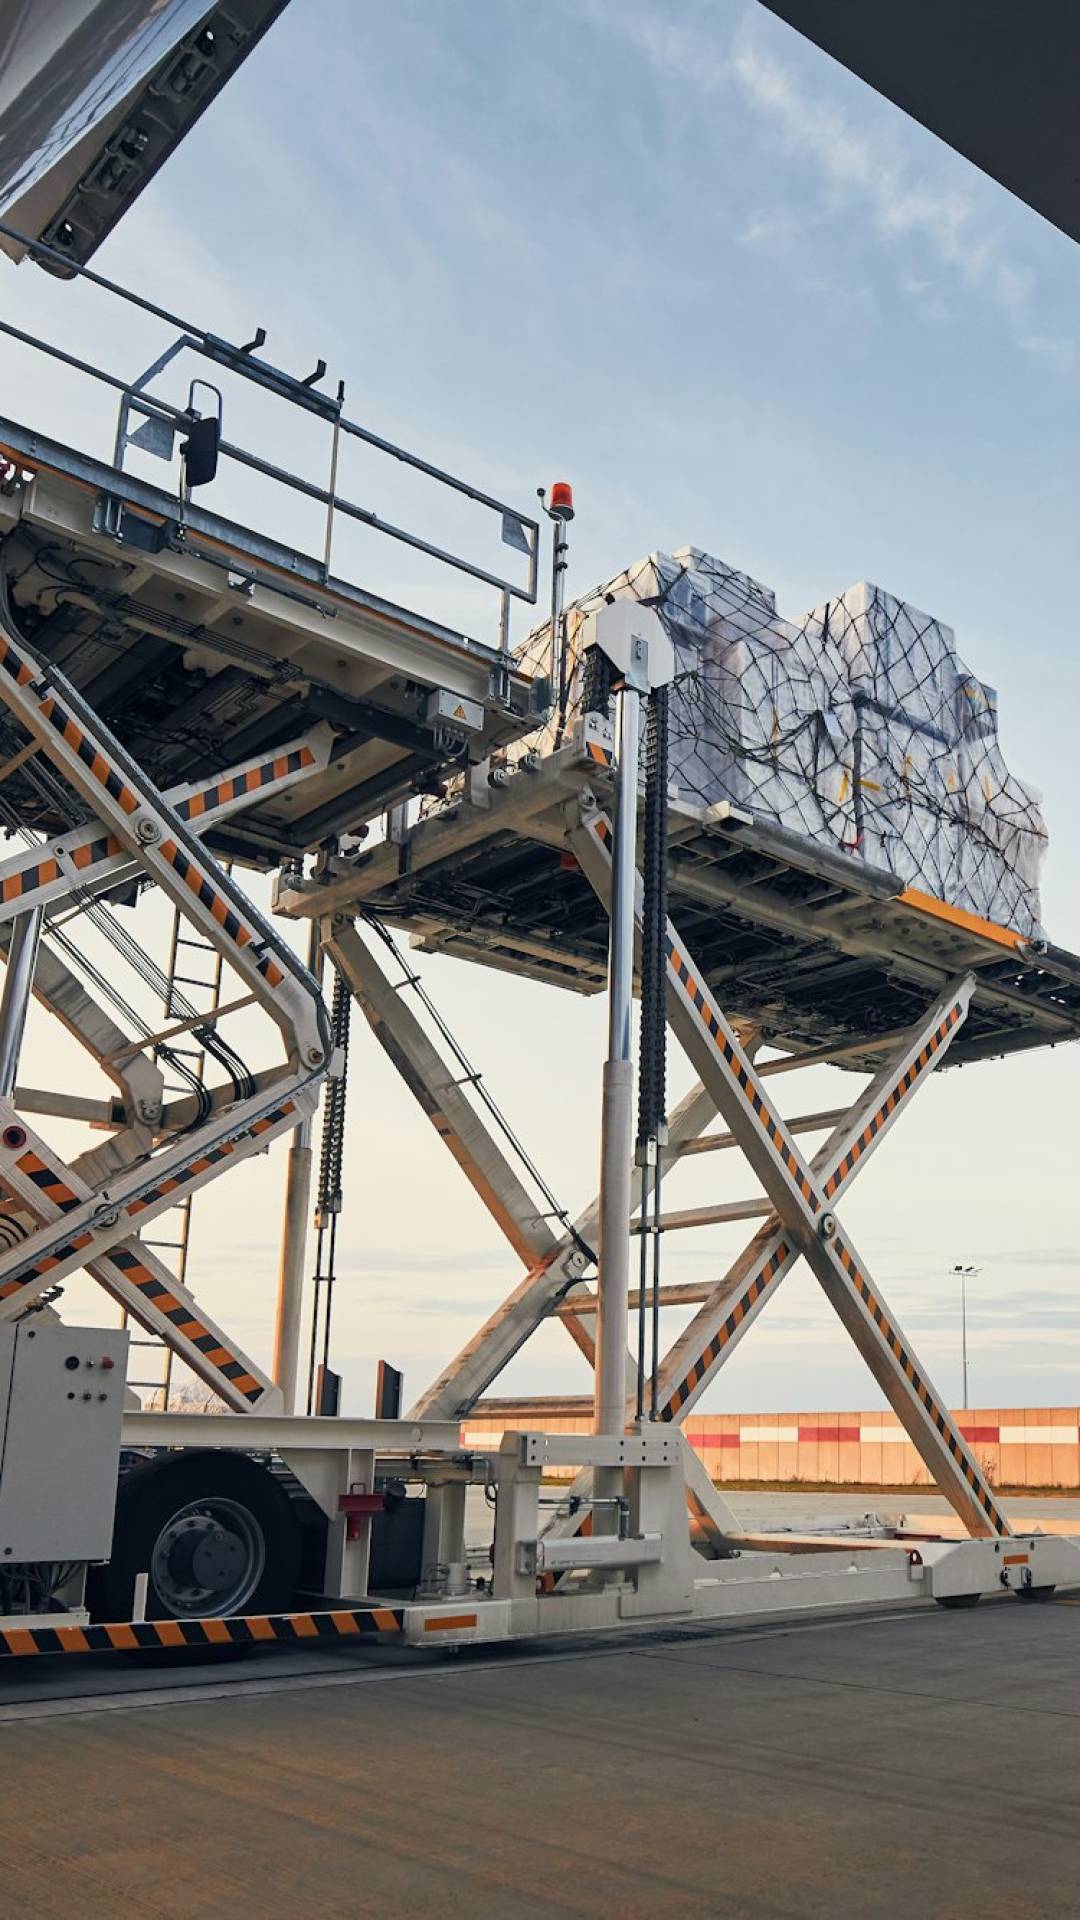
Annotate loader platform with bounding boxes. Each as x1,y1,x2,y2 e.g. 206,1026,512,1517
277,741,1080,1071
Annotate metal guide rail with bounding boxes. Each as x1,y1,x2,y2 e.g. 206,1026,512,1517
276,716,1080,1069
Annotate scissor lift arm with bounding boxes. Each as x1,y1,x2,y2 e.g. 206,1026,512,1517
0,588,335,1410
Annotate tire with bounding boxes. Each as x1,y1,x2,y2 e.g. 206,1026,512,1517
1017,1583,1057,1603
87,1449,302,1625
935,1592,981,1610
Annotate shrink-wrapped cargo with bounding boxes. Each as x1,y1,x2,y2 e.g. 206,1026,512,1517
516,547,1045,938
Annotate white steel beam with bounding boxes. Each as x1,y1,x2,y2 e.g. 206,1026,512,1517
326,918,559,1271
275,730,605,922
408,1077,717,1420
3,925,164,1129
680,1108,848,1157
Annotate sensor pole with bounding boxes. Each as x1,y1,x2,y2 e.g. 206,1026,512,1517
583,603,674,1532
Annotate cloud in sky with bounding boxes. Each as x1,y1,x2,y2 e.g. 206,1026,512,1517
584,0,1072,371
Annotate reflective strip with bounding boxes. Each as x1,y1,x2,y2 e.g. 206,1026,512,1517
0,745,317,906
175,745,317,822
663,1241,790,1417
0,626,287,987
158,840,284,987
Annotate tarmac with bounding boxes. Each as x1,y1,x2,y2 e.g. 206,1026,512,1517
4,1588,1080,1918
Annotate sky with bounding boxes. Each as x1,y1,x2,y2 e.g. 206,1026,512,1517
4,0,1080,1419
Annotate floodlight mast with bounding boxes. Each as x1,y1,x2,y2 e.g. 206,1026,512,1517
583,603,674,1529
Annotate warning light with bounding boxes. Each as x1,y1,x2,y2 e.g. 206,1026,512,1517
548,480,575,521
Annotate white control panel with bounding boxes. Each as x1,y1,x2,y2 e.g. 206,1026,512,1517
0,1320,129,1562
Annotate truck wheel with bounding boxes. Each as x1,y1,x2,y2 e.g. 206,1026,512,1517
935,1592,981,1609
87,1450,302,1624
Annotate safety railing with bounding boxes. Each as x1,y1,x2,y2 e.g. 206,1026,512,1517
0,220,541,651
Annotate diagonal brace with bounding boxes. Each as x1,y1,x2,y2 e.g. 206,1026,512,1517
654,973,976,1424
573,802,1010,1541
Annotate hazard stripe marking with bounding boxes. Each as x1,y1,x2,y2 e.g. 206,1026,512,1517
0,1606,406,1658
0,1105,296,1304
0,626,287,981
0,746,318,905
174,745,316,822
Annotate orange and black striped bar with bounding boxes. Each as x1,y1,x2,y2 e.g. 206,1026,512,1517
176,744,316,821
0,1101,297,1301
0,1605,406,1659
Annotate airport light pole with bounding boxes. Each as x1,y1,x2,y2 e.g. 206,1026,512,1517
950,1264,981,1409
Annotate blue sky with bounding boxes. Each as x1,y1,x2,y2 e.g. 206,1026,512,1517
5,0,1080,1416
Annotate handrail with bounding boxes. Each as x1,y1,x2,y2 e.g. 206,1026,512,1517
0,219,541,644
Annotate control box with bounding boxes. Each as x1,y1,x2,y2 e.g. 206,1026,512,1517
0,1320,128,1562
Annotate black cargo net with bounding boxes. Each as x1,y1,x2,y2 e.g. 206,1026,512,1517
516,547,1046,940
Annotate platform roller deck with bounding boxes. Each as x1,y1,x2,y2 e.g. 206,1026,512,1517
277,736,1080,1072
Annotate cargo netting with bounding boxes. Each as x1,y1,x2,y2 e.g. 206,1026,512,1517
515,547,1046,940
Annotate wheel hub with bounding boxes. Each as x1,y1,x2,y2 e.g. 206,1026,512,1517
150,1495,266,1617
164,1518,247,1595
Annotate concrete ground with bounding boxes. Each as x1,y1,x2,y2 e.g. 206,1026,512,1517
4,1592,1080,1919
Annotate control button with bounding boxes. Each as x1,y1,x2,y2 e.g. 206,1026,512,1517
64,1355,79,1371
100,1355,115,1371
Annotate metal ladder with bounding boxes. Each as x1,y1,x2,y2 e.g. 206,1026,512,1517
122,904,226,1410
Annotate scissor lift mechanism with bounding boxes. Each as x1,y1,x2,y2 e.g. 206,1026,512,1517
2,559,1079,1658
0,257,1079,1647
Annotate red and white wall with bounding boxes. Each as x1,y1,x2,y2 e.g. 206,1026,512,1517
461,1408,1080,1489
